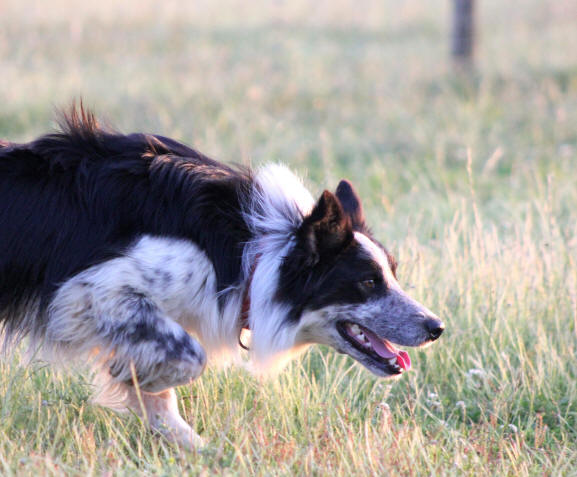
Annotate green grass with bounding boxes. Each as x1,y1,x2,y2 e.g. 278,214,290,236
1,0,577,474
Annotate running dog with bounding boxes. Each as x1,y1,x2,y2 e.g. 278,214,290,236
0,106,444,448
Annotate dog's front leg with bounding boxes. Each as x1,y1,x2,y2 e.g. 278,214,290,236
126,387,204,450
93,370,205,450
48,278,209,449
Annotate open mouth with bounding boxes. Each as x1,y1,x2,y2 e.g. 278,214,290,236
336,321,411,375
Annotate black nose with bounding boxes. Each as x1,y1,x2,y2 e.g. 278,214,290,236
425,319,445,340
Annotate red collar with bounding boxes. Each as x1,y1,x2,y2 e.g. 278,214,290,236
239,253,260,349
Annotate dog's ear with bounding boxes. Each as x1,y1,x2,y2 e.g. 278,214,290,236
335,179,366,231
297,190,353,266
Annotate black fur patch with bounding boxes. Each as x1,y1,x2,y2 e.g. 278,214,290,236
278,237,388,322
0,106,253,335
295,190,353,265
334,179,397,277
277,189,398,322
335,179,367,232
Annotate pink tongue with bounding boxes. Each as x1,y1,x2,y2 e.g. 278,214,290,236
397,350,411,370
365,331,412,371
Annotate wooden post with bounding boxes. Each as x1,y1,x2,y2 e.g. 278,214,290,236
451,0,475,68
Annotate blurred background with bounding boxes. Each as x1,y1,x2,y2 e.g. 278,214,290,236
1,1,576,474
1,0,576,238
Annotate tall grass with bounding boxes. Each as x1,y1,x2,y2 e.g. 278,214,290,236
1,0,576,474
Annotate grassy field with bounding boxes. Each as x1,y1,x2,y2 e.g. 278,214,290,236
1,0,577,475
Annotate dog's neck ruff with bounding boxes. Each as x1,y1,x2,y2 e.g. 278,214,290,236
236,164,315,365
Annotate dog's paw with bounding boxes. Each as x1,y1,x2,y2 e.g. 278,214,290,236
151,414,205,451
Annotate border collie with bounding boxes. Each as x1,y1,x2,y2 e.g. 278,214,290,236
0,106,444,448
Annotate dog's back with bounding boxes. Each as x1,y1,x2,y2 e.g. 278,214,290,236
0,108,252,338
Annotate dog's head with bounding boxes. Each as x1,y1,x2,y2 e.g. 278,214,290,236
276,180,444,377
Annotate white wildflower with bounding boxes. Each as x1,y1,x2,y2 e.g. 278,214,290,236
499,424,518,434
378,402,391,412
466,368,487,388
426,391,442,410
466,368,485,377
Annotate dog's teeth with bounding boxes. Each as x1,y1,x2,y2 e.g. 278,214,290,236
355,332,367,342
350,324,361,334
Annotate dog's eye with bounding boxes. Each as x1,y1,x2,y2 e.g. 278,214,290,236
361,279,376,289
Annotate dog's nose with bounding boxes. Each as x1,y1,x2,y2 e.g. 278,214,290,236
425,318,445,341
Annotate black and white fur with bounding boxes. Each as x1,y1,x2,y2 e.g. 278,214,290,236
0,107,444,448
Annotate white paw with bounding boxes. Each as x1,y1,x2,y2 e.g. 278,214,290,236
151,414,205,451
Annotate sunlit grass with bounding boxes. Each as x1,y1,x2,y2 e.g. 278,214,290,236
1,0,577,475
